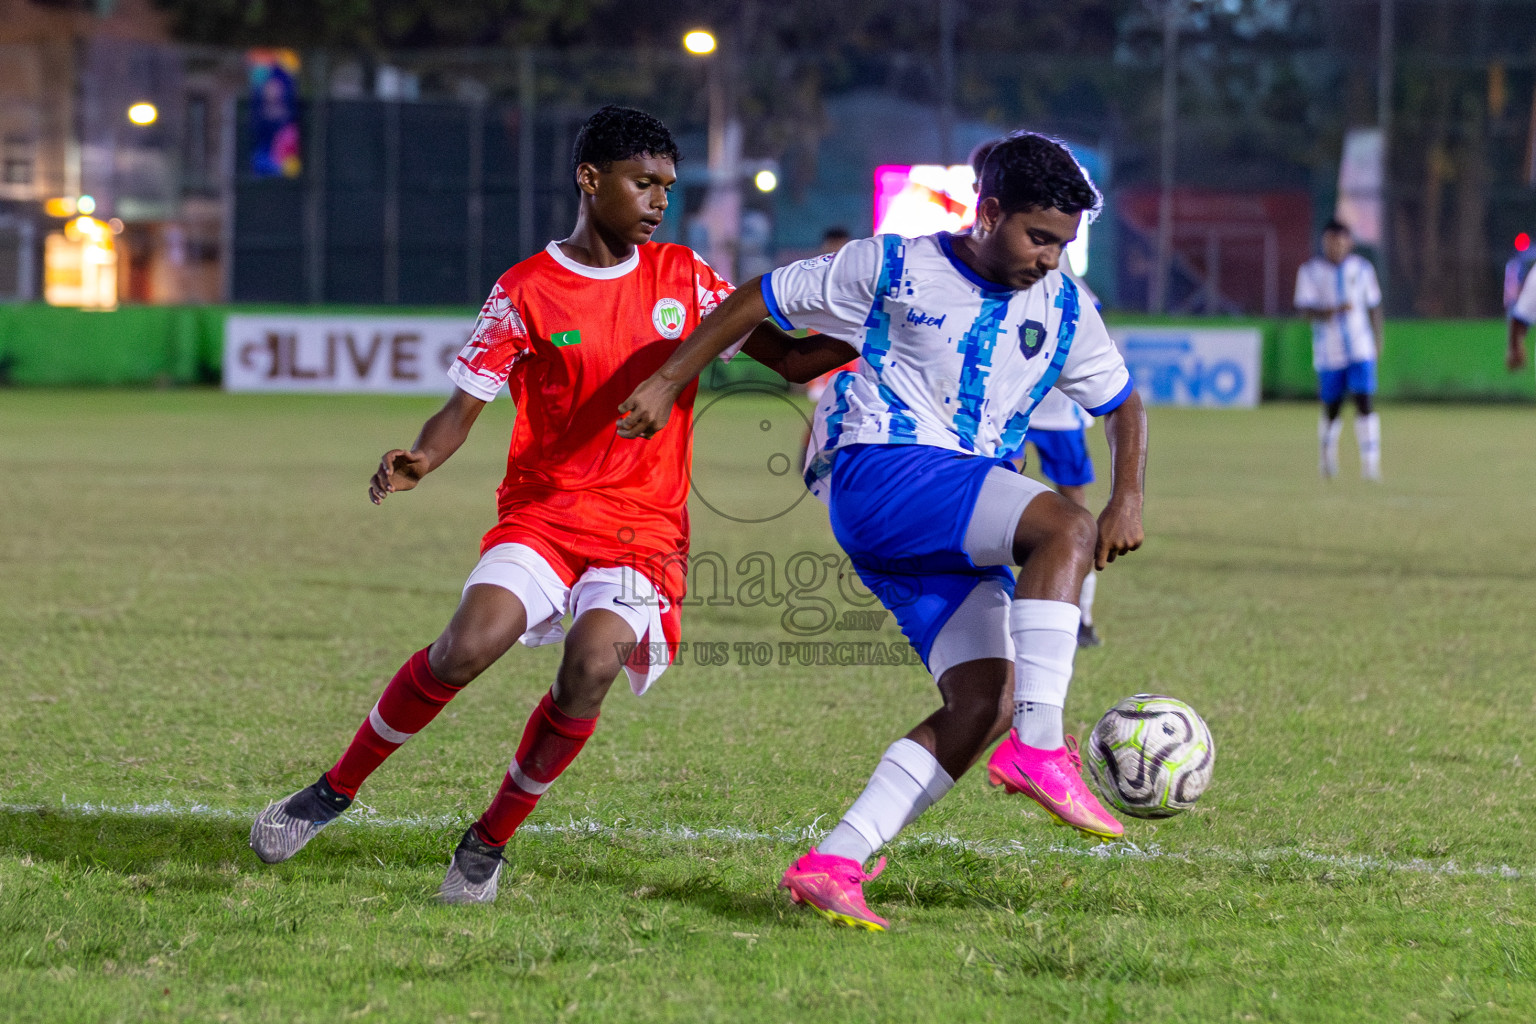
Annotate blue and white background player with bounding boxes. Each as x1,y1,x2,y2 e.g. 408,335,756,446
619,132,1149,931
1294,218,1384,480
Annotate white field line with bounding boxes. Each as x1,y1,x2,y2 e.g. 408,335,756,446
5,797,1524,882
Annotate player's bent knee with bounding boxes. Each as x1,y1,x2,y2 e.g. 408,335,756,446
557,647,625,692
1059,503,1098,558
551,660,619,718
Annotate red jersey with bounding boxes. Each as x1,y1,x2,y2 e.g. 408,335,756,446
448,240,736,602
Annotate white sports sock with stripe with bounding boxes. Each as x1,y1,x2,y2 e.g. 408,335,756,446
1078,572,1098,627
1355,413,1381,478
818,738,954,865
1319,415,1342,476
1012,599,1081,749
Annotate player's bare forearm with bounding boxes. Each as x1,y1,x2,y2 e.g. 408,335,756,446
1509,320,1529,372
369,388,486,504
617,280,773,438
741,323,858,385
1096,389,1147,569
413,388,486,466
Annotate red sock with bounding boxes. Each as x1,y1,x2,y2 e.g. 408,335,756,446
473,691,598,845
326,646,462,798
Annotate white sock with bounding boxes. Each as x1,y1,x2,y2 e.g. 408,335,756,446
1078,572,1097,627
1011,599,1080,749
1355,413,1380,477
1319,415,1342,473
817,738,954,865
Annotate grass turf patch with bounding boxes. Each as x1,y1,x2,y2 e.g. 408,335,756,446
1,390,1534,1022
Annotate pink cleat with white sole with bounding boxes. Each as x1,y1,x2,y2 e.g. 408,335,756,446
780,848,889,932
987,730,1124,842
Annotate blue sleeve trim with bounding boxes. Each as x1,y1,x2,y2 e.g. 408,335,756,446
1084,377,1135,417
760,274,795,331
1513,312,1534,326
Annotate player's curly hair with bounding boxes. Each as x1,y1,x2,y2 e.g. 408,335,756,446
570,105,681,182
969,137,1001,177
977,132,1101,222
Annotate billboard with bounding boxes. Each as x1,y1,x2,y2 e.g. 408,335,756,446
224,315,475,393
873,164,1089,276
248,49,302,179
1109,326,1261,408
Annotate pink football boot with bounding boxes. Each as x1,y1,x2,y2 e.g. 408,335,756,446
987,730,1124,842
780,848,889,931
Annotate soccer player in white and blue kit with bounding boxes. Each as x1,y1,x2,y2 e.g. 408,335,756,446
1506,257,1536,373
619,134,1148,931
1294,219,1384,479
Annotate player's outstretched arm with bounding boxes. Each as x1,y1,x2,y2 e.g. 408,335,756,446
368,387,487,504
741,323,858,386
1095,389,1148,570
617,279,774,438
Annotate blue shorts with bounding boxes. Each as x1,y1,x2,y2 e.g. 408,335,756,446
828,444,1014,669
1318,361,1376,404
1023,428,1094,487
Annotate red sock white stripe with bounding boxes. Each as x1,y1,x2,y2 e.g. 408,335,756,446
508,759,553,795
367,703,415,745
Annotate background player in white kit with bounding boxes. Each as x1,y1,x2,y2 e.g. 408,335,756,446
1294,219,1384,480
618,133,1148,931
1506,257,1536,373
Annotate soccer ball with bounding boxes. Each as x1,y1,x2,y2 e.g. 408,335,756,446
1085,694,1215,819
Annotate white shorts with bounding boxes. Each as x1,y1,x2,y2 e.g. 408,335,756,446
961,465,1054,567
462,543,670,695
926,575,1015,682
927,466,1055,682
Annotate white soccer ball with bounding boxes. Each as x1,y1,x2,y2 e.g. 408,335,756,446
1085,694,1215,819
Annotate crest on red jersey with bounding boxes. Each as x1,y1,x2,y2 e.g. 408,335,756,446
652,297,687,339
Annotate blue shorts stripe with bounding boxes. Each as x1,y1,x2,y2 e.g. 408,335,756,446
1318,360,1376,403
1026,428,1095,487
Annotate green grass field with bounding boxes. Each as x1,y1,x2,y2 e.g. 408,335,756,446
2,390,1534,1023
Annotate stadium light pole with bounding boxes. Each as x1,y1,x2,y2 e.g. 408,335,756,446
1376,0,1395,310
938,0,956,166
685,29,742,280
1151,0,1183,315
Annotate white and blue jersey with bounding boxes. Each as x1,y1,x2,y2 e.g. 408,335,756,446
1025,387,1093,433
1511,264,1536,326
761,232,1134,667
1294,253,1381,371
761,232,1133,499
1000,389,1095,484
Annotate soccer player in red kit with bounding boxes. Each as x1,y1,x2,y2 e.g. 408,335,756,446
249,105,848,903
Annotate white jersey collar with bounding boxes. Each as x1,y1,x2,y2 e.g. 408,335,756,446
545,240,640,280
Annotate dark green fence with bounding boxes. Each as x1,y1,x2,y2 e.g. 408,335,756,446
0,303,1529,401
